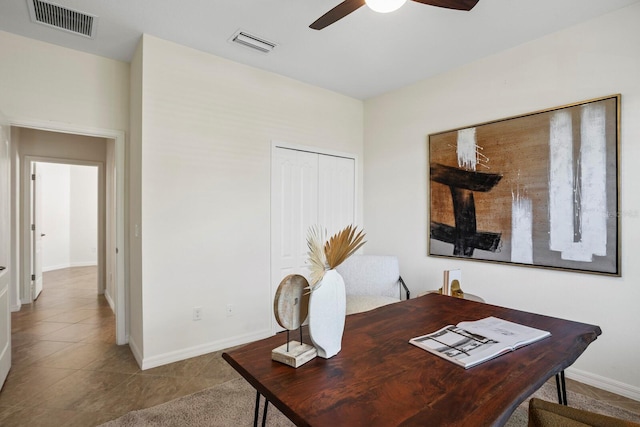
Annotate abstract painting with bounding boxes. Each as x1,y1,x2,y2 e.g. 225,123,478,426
428,95,620,276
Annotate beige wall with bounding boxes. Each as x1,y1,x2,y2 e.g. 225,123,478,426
0,31,129,131
135,35,363,367
128,38,144,362
0,30,128,334
363,3,640,398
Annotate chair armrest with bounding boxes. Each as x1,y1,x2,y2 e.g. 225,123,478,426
398,276,410,300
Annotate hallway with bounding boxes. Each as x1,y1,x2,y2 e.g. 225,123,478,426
0,266,240,426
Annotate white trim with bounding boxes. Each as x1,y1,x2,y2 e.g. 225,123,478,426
69,262,99,268
43,264,70,272
567,366,640,402
140,329,272,370
9,117,127,345
128,335,143,368
271,140,357,161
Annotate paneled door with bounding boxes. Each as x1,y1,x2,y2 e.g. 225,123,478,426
271,146,355,332
0,111,11,390
318,154,356,237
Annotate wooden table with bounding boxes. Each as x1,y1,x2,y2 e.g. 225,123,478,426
223,293,601,427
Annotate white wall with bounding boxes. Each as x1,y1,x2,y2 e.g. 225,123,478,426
69,165,98,267
0,31,127,312
0,31,129,131
363,3,640,398
39,163,98,271
134,35,363,368
39,162,71,271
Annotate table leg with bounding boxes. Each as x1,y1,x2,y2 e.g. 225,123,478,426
555,371,568,405
254,390,270,427
262,394,269,427
254,391,260,427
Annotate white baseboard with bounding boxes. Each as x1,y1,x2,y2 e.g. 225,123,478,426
43,263,69,272
69,261,98,268
43,262,97,272
128,336,143,369
566,366,640,402
139,329,274,370
103,290,115,312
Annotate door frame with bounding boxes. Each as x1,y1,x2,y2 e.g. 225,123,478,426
10,118,127,345
24,158,102,300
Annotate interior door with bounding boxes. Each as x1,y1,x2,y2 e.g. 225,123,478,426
318,155,355,236
271,148,318,332
0,111,12,389
31,163,43,300
271,146,356,333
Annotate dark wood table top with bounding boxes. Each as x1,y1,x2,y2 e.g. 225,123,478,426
222,293,601,427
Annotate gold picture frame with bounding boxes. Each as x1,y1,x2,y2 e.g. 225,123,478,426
428,95,621,276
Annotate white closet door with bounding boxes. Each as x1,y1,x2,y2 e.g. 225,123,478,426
271,147,355,333
271,148,318,322
318,155,355,236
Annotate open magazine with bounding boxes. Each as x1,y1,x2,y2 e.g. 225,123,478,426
409,317,551,369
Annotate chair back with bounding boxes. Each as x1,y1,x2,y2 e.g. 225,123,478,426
336,255,400,299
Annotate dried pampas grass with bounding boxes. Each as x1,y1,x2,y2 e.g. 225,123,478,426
325,225,366,270
306,224,366,289
307,225,328,288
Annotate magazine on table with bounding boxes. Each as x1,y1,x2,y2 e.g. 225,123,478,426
409,316,551,369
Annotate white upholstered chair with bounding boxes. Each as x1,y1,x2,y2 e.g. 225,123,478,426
336,255,410,315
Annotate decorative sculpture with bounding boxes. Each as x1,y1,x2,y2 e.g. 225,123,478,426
272,274,317,367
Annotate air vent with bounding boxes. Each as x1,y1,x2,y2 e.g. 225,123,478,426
27,0,97,39
229,30,277,53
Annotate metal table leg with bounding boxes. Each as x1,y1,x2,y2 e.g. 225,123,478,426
254,390,269,427
555,370,568,405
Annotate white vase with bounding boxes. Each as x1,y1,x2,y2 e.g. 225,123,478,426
308,269,346,359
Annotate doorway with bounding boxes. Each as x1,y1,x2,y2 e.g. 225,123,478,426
10,121,126,345
31,161,99,301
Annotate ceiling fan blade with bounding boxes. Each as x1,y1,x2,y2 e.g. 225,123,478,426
410,0,479,11
310,0,366,30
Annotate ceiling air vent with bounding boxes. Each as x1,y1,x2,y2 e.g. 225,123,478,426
27,0,98,39
229,30,277,53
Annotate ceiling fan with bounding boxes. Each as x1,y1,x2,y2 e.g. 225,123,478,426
310,0,479,30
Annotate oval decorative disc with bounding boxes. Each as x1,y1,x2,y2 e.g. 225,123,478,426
274,274,310,331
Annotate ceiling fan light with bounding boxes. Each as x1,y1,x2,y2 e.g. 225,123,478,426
365,0,407,13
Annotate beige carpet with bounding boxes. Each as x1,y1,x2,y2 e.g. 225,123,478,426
101,378,640,426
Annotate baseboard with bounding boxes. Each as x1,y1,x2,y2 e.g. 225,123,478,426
43,263,69,272
566,366,640,402
69,261,98,268
128,336,143,368
43,262,97,272
139,329,273,370
103,290,115,312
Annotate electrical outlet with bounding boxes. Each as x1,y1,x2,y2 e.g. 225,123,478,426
226,304,234,317
193,306,202,321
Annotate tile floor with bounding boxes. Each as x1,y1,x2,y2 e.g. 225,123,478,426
1,266,638,426
0,266,240,426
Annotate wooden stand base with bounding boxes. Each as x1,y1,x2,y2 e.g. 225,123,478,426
271,341,317,368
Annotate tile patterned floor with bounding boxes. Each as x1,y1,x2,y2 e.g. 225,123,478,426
0,267,240,426
1,266,638,426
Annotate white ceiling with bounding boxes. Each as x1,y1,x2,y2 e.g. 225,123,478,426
1,0,639,99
